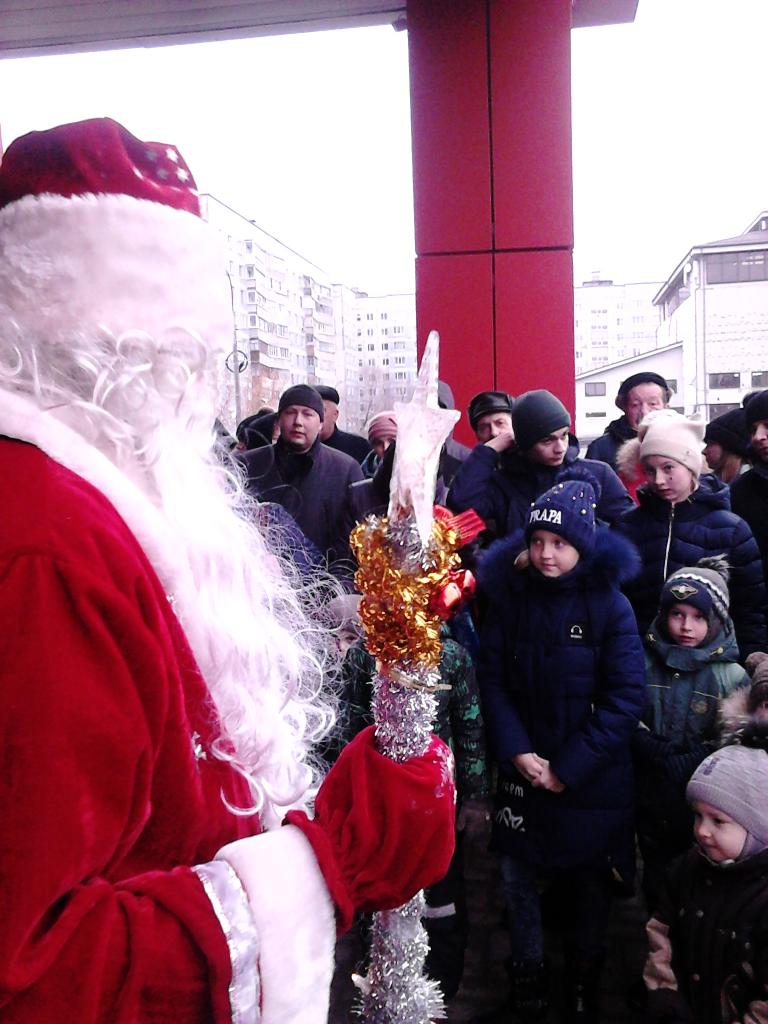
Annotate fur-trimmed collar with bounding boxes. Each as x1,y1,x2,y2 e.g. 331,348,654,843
477,525,641,595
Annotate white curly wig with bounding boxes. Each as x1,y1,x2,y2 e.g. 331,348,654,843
0,192,337,828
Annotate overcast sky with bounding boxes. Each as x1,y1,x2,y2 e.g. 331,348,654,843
0,0,766,295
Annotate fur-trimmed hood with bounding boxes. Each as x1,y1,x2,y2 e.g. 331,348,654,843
617,435,713,491
477,524,641,596
719,688,768,747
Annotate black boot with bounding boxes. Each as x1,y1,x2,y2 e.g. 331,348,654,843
562,955,603,1023
470,960,549,1023
508,960,549,1022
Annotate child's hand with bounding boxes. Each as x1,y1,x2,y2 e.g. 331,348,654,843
534,761,566,793
512,752,547,783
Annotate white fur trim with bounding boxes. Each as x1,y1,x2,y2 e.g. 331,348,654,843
0,193,232,355
193,861,261,1023
216,826,336,1024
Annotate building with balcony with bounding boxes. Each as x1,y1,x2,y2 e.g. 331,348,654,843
201,193,358,428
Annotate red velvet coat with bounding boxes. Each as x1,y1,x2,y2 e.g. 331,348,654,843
0,437,260,1022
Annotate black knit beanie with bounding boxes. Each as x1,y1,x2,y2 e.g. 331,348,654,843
278,384,324,420
744,389,768,430
704,407,749,458
512,390,570,451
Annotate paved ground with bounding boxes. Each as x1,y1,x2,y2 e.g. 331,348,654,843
330,833,649,1023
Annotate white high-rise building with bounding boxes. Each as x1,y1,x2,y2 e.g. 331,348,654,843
349,292,418,432
574,274,663,374
200,194,356,427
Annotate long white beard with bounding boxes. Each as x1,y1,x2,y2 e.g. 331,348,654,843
0,327,337,828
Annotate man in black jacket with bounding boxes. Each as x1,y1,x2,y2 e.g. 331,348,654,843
586,371,670,472
239,384,363,585
315,385,371,464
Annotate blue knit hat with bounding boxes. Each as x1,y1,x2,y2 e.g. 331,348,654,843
524,480,598,557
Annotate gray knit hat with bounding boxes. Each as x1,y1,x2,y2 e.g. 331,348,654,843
687,745,768,860
659,556,731,625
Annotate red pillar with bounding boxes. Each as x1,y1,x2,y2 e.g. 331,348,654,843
408,0,575,445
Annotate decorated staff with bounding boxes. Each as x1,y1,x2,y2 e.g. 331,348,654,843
350,331,475,1023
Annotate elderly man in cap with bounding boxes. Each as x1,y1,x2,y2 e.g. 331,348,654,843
586,371,671,473
467,389,515,445
240,383,364,583
315,384,371,463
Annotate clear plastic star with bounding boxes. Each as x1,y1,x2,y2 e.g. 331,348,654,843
388,330,460,544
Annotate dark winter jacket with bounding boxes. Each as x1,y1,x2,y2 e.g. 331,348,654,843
731,459,768,581
614,476,767,659
448,438,633,538
476,529,645,873
585,414,636,472
238,438,363,584
634,618,749,853
645,847,768,1024
322,425,371,464
334,637,490,803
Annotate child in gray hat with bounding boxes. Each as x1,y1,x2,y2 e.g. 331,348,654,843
633,556,749,909
643,699,768,1023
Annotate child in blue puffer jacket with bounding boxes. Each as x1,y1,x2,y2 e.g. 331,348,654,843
478,479,645,1023
633,556,749,912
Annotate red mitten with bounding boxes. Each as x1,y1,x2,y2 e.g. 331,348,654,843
285,725,456,933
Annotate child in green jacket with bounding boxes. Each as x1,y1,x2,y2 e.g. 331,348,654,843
633,556,749,909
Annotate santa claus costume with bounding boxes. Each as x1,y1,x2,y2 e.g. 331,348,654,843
0,119,454,1023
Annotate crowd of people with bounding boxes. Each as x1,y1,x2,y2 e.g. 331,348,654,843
2,114,768,1024
237,369,768,1024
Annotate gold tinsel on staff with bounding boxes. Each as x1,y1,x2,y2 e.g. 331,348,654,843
350,516,461,671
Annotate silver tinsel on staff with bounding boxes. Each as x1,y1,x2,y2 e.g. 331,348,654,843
350,332,461,1024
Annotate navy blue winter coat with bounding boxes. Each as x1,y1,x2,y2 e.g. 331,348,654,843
477,529,645,874
614,476,767,659
448,438,633,538
585,414,636,473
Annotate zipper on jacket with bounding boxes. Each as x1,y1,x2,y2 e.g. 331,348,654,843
662,503,676,581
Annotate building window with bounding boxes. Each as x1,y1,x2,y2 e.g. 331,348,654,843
248,314,258,327
586,412,607,418
245,241,253,254
706,250,768,284
245,265,254,278
708,372,740,389
382,343,389,350
367,344,375,351
393,326,404,335
584,382,606,397
247,290,256,303
708,403,740,418
367,329,374,337
366,313,374,321
381,312,388,320
752,371,768,388
666,379,678,394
